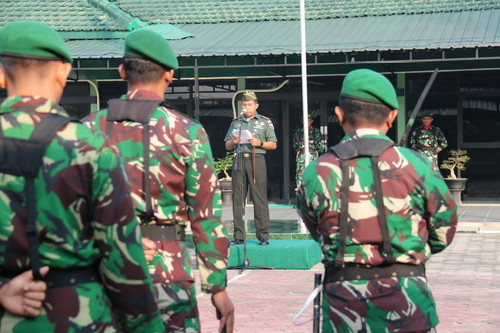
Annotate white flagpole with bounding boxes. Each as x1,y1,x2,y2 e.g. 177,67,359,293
300,0,310,166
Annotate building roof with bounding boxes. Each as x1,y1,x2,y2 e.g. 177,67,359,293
1,0,499,60
116,0,500,24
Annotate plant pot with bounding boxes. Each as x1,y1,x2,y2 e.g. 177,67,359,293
219,179,233,207
444,178,468,206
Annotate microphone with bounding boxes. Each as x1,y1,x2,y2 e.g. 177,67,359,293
240,109,247,118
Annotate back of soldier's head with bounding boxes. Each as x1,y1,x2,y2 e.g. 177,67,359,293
0,20,72,82
122,30,178,85
339,69,398,126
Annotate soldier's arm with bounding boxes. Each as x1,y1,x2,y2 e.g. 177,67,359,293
436,128,448,152
296,162,325,242
91,141,164,332
424,169,458,254
185,123,230,294
264,120,278,150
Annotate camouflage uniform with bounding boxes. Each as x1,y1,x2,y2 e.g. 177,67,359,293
292,126,325,188
0,96,163,332
83,89,229,332
224,113,278,241
297,129,457,333
410,124,447,166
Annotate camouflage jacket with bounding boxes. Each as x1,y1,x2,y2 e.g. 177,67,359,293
297,128,457,266
0,96,163,332
82,90,229,294
296,129,457,331
224,113,277,154
409,124,448,163
292,126,325,159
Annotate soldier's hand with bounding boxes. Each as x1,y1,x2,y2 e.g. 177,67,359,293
142,237,157,264
0,266,49,317
231,135,240,145
211,289,234,333
248,137,260,147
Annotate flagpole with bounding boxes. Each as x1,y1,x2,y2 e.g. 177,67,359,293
300,0,310,166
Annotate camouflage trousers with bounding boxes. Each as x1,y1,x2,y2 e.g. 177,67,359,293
155,280,199,333
322,276,439,333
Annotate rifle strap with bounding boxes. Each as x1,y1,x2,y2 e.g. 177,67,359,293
106,99,162,223
330,138,396,267
0,114,71,280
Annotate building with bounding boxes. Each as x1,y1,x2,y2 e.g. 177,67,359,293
2,0,500,202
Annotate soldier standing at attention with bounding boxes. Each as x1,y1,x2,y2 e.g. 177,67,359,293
297,69,457,332
410,112,448,167
82,30,234,333
224,91,278,246
292,113,325,189
0,21,163,332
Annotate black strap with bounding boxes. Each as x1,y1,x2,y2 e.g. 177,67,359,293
334,159,350,267
140,224,186,241
371,156,396,263
106,99,161,223
330,138,395,267
1,266,100,289
0,114,71,280
324,263,425,283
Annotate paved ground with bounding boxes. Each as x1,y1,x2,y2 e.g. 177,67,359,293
192,204,500,332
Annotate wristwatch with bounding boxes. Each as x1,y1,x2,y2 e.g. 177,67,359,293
259,141,264,148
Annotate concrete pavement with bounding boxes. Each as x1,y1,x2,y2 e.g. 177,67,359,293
192,203,500,332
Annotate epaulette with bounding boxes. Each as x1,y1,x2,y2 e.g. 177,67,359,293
261,115,271,120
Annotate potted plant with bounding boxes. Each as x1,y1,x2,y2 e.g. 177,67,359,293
214,152,234,206
440,149,470,205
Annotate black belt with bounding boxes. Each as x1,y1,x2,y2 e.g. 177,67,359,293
324,263,425,283
140,224,186,241
1,266,100,289
240,153,264,158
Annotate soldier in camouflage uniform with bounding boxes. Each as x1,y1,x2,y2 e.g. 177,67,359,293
224,91,278,246
0,21,163,332
82,30,234,332
297,69,457,333
292,114,325,188
410,112,448,167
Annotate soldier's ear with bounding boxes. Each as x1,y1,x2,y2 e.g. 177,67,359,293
56,62,72,88
334,106,346,125
386,109,398,129
163,69,174,84
118,64,127,80
0,66,6,90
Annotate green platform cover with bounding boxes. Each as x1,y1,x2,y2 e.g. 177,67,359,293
228,239,322,270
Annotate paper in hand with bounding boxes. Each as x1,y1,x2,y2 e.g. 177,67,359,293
232,129,252,143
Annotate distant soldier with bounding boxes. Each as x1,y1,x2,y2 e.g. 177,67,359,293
0,21,163,331
410,111,448,166
293,114,325,189
83,30,234,332
297,69,457,332
224,91,278,246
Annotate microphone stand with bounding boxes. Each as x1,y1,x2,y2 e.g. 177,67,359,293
228,111,273,274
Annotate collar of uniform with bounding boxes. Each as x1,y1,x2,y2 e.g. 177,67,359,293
341,128,391,143
125,89,163,100
0,95,68,116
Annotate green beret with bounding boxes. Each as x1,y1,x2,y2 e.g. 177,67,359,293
0,20,72,63
124,30,178,70
421,111,433,118
340,69,399,110
242,90,258,102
